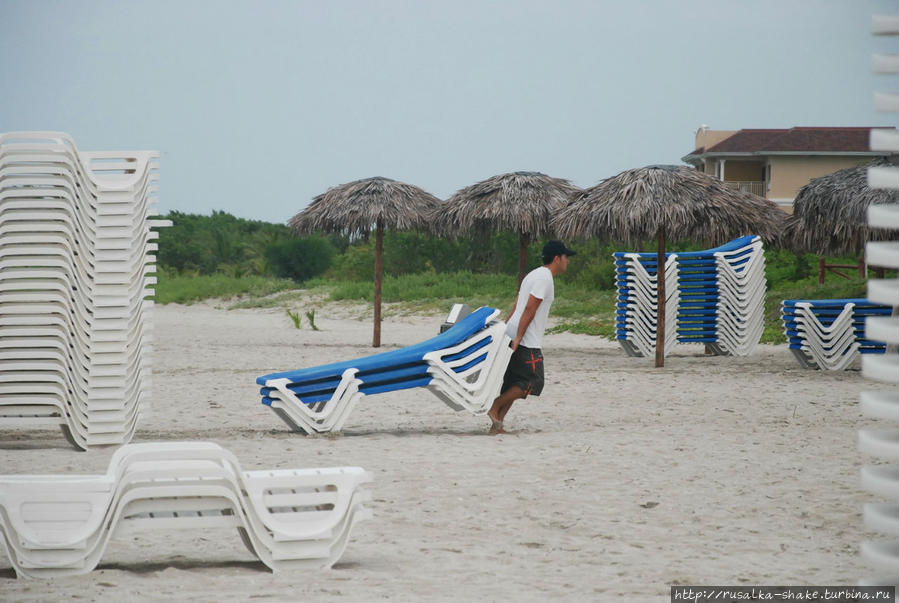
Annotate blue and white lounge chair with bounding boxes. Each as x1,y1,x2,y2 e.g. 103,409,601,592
256,306,513,434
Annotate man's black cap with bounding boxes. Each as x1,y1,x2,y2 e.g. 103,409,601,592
542,240,577,263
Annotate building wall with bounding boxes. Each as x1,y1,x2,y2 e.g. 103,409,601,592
722,160,765,181
695,128,736,153
768,155,871,201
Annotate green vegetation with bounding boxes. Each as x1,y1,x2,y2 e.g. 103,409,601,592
156,211,340,281
286,309,302,329
157,210,289,276
152,210,875,345
154,270,295,305
306,309,320,331
266,236,337,282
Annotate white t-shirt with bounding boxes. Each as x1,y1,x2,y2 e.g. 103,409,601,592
505,266,555,349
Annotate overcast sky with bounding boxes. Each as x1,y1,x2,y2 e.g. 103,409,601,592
1,0,896,223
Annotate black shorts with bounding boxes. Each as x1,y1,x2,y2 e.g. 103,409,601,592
501,345,545,397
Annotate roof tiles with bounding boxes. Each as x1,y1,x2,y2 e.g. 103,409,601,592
704,127,885,153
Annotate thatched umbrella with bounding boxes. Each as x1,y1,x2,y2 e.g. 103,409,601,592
784,158,899,256
552,164,783,367
290,177,441,347
431,171,582,284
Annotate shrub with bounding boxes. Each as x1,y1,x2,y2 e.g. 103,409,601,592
265,236,337,282
156,210,292,275
330,243,375,281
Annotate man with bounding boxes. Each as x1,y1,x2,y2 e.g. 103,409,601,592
487,240,576,435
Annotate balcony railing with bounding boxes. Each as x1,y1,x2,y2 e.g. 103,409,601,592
723,180,766,196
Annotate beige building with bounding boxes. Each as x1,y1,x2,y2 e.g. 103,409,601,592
681,126,894,211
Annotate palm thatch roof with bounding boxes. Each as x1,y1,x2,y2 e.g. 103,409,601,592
552,164,784,368
289,176,441,348
431,171,581,239
289,177,442,236
552,165,783,245
783,158,899,256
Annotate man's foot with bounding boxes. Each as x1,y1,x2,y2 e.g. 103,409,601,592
487,410,505,434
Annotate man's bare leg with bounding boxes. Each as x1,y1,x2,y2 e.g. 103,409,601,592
487,386,526,434
497,393,522,422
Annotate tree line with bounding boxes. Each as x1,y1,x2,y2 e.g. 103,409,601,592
155,210,820,289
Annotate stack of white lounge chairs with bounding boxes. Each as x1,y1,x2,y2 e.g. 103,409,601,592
782,299,889,370
614,253,679,358
676,235,766,355
859,18,899,584
615,235,767,358
257,306,513,434
0,442,372,578
0,131,170,449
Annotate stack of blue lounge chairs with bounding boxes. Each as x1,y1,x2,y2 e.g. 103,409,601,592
782,299,890,370
614,253,679,358
256,306,513,434
615,235,767,358
675,235,766,355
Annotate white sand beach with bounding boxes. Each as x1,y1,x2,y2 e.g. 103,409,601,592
0,299,885,601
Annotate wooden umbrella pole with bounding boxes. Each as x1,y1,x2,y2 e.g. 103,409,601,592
655,226,666,368
373,221,384,348
518,232,529,286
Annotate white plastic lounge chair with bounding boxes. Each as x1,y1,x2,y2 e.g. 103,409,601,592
0,442,373,578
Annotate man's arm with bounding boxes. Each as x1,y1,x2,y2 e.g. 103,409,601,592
511,294,543,351
505,299,517,322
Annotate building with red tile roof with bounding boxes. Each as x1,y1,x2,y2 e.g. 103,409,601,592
682,126,894,210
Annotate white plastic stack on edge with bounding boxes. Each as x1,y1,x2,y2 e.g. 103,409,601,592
614,235,766,359
713,237,767,355
677,235,767,357
859,14,899,587
783,299,889,370
0,132,171,449
0,442,373,578
614,253,679,358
